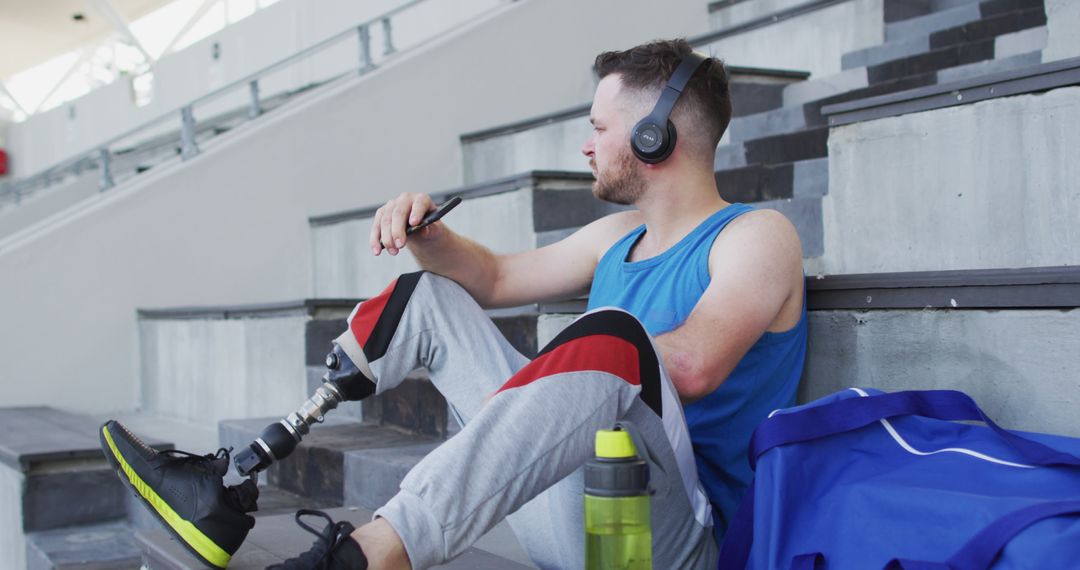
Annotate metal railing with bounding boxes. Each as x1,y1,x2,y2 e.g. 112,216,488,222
0,0,506,207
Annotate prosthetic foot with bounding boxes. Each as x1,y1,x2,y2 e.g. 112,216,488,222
100,421,259,568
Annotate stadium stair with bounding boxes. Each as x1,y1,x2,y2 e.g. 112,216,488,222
11,0,1078,566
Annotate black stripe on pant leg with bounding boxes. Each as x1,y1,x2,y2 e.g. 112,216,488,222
363,270,425,362
539,310,662,417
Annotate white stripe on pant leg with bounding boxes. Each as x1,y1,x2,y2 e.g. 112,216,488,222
581,305,713,529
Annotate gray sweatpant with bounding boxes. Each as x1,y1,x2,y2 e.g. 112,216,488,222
333,272,717,569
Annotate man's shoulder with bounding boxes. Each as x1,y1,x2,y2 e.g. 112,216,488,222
711,208,803,270
719,208,800,247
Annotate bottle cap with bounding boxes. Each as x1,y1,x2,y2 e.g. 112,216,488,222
595,429,637,459
586,428,650,497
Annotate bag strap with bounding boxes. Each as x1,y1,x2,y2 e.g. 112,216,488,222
790,502,1080,570
945,500,1080,569
748,390,1080,470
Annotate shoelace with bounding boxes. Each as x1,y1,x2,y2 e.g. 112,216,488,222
285,509,355,569
155,447,231,472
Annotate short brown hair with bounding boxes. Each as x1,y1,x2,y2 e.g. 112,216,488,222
593,39,732,158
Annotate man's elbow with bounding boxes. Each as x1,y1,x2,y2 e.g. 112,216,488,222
668,357,720,402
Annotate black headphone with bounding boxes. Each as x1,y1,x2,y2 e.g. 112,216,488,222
630,52,709,164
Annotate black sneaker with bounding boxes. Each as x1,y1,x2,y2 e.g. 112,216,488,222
269,509,368,569
99,420,259,568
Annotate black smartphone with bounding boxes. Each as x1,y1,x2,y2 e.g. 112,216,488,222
406,196,462,235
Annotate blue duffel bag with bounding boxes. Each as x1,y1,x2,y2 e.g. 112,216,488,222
717,388,1080,569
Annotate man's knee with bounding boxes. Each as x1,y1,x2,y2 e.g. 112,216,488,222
530,308,663,416
542,308,652,355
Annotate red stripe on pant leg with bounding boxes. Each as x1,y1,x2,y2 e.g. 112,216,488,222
495,334,640,395
349,278,398,348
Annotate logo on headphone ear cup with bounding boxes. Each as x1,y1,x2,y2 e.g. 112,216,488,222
631,118,677,164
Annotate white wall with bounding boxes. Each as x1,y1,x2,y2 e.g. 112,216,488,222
822,86,1080,274
5,0,502,178
0,172,98,236
0,0,713,415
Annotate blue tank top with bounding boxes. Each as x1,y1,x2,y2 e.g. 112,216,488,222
587,203,808,545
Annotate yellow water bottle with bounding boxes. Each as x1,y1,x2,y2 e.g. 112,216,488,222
585,428,652,569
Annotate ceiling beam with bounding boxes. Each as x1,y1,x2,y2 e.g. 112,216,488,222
86,0,155,65
159,0,222,58
31,49,95,115
0,82,31,117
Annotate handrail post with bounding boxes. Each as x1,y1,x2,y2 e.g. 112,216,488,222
180,105,199,160
248,80,261,119
382,18,395,56
358,24,375,73
99,148,114,191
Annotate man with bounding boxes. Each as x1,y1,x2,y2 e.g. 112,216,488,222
102,38,806,569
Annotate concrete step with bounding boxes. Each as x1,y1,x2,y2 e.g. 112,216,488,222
717,157,829,204
783,66,871,108
458,67,808,185
867,37,997,84
136,505,535,569
843,34,933,71
138,299,362,427
716,124,829,172
935,48,1042,83
928,6,1047,50
845,13,1047,73
885,0,986,41
804,70,939,122
744,125,829,164
25,520,142,570
0,407,172,569
343,439,442,512
219,417,441,506
727,104,809,145
707,0,806,31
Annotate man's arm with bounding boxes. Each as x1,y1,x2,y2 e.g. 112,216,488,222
370,192,641,308
655,209,804,403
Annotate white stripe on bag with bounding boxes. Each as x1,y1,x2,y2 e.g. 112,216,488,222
849,387,1035,469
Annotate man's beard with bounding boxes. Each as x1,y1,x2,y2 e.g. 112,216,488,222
592,150,646,206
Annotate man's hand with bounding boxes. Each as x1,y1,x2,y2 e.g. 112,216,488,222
369,192,441,256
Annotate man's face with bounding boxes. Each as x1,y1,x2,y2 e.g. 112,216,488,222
582,75,647,206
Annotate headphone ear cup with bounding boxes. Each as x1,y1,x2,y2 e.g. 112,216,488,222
631,119,666,163
631,118,678,164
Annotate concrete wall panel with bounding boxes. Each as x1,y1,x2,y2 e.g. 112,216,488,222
139,316,308,424
801,309,1080,437
0,0,711,414
822,86,1080,274
1043,0,1080,63
313,188,535,298
0,465,25,570
463,117,592,184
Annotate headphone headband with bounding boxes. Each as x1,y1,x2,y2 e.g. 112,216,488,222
649,52,708,123
630,52,710,164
